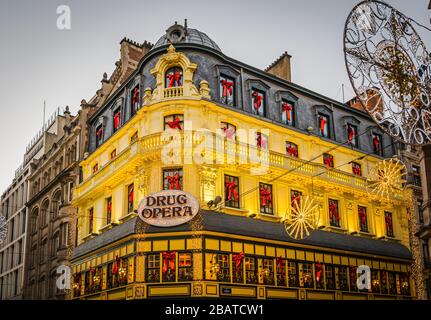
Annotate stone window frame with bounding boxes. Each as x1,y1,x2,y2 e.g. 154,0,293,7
215,64,241,107
276,90,299,127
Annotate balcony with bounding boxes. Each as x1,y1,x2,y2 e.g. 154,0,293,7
164,86,183,99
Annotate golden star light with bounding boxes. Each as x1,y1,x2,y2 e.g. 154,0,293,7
283,196,319,240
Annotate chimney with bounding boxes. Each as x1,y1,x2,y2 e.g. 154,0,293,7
265,52,292,82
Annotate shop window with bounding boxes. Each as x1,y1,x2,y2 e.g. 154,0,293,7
371,270,380,293
164,114,184,131
288,261,299,287
325,265,335,290
131,85,140,116
412,165,422,187
262,258,274,285
232,252,244,283
291,190,302,211
88,208,94,234
113,108,121,133
388,272,397,295
162,252,176,282
84,270,91,295
259,183,273,215
281,100,295,126
221,122,236,141
358,206,369,233
163,168,183,191
385,211,394,237
72,274,81,297
318,114,330,138
300,262,314,288
96,125,103,147
315,262,324,289
372,133,382,155
108,256,127,289
220,74,235,106
216,254,230,282
349,266,358,291
178,252,192,281
352,162,362,176
286,141,298,158
347,124,358,147
380,270,388,294
110,149,117,160
245,256,258,284
165,67,183,88
146,254,160,283
323,153,334,168
400,273,410,296
127,184,134,214
328,199,340,228
224,175,240,209
105,197,112,225
251,89,265,116
276,257,286,286
338,266,349,291
256,132,268,150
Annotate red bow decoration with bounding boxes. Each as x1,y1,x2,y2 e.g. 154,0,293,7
162,252,176,273
324,155,334,168
225,180,239,201
128,188,134,205
114,112,121,129
276,257,285,270
167,70,182,88
329,202,339,221
373,136,380,152
107,201,112,214
221,79,234,97
348,126,355,143
96,127,103,140
358,207,367,226
232,252,244,269
352,165,361,176
223,126,235,139
385,215,392,230
260,186,272,207
257,133,267,149
167,173,181,190
287,145,298,157
252,91,263,113
132,87,139,105
315,262,323,283
167,117,182,130
90,267,96,275
282,102,293,122
112,255,120,275
291,193,301,207
319,116,327,134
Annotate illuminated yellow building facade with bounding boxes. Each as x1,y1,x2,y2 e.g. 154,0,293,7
70,23,416,300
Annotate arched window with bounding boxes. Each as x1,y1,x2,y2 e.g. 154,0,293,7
41,200,50,227
31,208,39,234
165,67,183,88
52,190,61,219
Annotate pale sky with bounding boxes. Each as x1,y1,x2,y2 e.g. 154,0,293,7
0,0,429,193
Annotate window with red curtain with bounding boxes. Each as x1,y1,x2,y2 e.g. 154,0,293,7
372,133,382,155
113,108,121,132
352,162,362,176
256,132,268,150
130,85,139,115
127,184,134,214
220,75,235,106
281,100,295,126
164,114,184,131
323,153,334,168
163,168,183,191
96,125,103,147
165,67,183,88
385,211,394,237
259,183,273,215
221,122,236,141
286,141,298,158
106,197,112,225
328,198,340,227
251,89,265,116
318,114,330,138
358,206,368,232
291,190,302,211
225,175,240,208
88,208,94,234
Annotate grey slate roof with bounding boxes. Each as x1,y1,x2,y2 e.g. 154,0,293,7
153,28,221,52
72,211,412,261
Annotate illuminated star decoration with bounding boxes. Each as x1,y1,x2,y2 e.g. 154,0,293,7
367,158,407,201
283,196,319,240
0,215,7,244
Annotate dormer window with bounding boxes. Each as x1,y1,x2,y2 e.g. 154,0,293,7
165,67,183,88
220,75,235,106
318,114,330,138
347,124,358,147
164,114,184,131
113,108,121,133
281,100,295,126
251,89,265,116
131,85,140,115
372,133,382,155
96,125,103,147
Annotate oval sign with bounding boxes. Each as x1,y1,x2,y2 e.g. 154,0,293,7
137,190,200,227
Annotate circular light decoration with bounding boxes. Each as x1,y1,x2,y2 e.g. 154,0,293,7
283,196,320,240
0,215,7,244
344,0,431,145
367,158,407,201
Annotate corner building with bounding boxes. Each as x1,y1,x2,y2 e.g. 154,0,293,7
71,23,416,300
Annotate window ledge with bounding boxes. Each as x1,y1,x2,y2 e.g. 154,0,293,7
324,225,348,233
221,207,249,217
254,213,281,222
378,235,400,242
351,231,376,238
99,222,118,233
82,233,98,242
119,212,138,223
